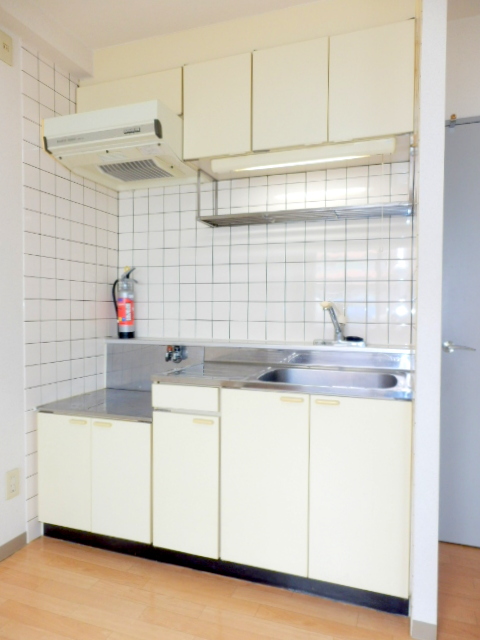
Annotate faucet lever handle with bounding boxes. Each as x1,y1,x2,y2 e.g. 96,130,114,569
322,301,346,324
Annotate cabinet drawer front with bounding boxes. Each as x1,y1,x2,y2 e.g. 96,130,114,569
152,383,219,412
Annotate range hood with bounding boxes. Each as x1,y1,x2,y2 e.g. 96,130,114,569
43,100,197,191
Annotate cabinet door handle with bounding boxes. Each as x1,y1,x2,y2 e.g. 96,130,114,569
93,421,113,428
280,396,304,403
193,418,214,425
315,399,340,406
69,418,88,425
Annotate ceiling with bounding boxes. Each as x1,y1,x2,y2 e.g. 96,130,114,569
448,0,480,21
34,0,320,50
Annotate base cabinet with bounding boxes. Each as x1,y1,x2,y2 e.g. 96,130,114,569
38,413,91,532
153,411,219,558
38,413,152,543
221,389,309,577
39,385,412,603
309,396,412,598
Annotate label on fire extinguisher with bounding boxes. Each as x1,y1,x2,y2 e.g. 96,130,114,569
117,298,134,326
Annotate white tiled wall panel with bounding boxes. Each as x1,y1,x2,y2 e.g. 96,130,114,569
118,163,416,347
21,46,118,539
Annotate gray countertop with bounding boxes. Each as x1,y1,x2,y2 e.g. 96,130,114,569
38,389,152,422
153,361,412,401
154,362,266,385
37,348,413,420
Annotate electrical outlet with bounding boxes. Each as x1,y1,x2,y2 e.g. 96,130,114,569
6,469,20,500
0,30,13,67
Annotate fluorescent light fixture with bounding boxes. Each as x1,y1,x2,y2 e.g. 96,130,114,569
236,155,369,172
211,138,396,174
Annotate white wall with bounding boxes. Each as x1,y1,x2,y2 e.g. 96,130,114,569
0,27,26,548
446,14,480,120
20,45,119,541
84,0,415,85
410,0,448,638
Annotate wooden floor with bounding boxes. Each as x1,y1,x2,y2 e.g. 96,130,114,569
0,539,476,640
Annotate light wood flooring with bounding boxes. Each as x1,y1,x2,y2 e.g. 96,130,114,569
0,538,475,640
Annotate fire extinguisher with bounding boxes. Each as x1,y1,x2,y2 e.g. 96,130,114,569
112,267,137,339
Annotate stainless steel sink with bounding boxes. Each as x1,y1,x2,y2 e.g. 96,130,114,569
257,368,398,389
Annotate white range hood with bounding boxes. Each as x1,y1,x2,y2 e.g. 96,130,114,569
43,100,198,191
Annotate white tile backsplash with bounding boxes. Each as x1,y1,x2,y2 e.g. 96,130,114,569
21,46,119,537
118,165,415,348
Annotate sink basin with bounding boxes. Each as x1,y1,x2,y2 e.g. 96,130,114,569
257,368,398,389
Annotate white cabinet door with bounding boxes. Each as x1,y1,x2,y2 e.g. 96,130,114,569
221,389,309,576
153,412,219,558
37,413,92,532
309,396,412,598
329,20,415,142
92,419,151,543
253,38,328,151
183,53,251,159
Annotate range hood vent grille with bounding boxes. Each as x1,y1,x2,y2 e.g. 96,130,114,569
99,158,174,182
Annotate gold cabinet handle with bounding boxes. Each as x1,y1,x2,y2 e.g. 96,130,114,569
93,421,113,428
280,397,304,403
193,418,215,425
315,399,340,406
69,418,88,425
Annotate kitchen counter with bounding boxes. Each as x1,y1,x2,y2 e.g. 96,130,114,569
153,348,413,401
38,389,152,422
37,346,413,421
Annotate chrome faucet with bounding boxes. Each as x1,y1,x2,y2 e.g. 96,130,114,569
165,345,187,363
322,302,346,343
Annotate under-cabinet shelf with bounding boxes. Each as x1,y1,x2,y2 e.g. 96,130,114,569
197,202,413,228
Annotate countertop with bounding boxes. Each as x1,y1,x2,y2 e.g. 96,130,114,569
154,362,266,386
153,361,412,401
37,347,413,420
38,389,152,422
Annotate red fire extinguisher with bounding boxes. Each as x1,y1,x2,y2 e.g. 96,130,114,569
112,267,137,339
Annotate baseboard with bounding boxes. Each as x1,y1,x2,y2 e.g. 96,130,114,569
44,524,409,616
0,532,26,562
411,619,437,640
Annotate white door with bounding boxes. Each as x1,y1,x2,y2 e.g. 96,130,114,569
309,396,411,598
440,121,480,546
37,413,92,531
153,412,219,558
221,389,309,577
91,419,151,543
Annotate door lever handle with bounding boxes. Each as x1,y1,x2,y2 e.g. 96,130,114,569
442,340,476,353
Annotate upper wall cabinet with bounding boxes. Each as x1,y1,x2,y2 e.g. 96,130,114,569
183,53,252,159
252,38,329,152
329,20,415,142
77,68,183,115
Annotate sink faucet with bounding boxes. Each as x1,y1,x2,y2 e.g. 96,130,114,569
322,302,345,343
